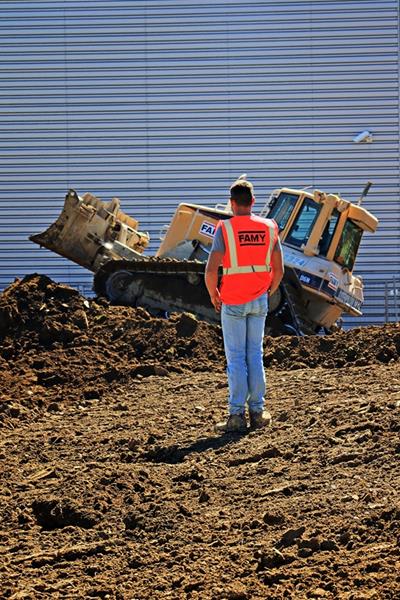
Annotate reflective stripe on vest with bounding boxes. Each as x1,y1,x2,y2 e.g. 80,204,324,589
222,219,275,276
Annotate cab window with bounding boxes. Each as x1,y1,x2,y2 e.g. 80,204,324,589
319,209,340,256
267,192,298,231
334,220,363,271
286,198,320,248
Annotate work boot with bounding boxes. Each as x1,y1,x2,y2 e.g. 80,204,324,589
249,410,272,430
215,413,247,434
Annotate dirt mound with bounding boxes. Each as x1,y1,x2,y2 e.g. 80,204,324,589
264,323,400,369
0,274,223,419
0,273,223,367
1,274,400,421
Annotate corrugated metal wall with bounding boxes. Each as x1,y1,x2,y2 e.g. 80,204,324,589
0,0,399,323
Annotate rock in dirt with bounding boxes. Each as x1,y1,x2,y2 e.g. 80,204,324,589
31,498,100,530
278,526,306,547
256,547,295,570
262,511,285,526
174,312,199,337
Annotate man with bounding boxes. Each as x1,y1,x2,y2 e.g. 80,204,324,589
205,178,284,433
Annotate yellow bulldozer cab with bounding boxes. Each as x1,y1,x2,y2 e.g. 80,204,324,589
267,187,378,271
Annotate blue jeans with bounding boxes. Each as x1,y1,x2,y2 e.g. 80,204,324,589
221,293,269,415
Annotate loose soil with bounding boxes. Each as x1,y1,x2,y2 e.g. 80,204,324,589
0,274,399,599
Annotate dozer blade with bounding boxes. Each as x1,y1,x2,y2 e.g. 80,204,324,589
94,258,219,323
30,189,101,271
30,189,149,273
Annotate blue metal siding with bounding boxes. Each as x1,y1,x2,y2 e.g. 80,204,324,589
0,0,399,323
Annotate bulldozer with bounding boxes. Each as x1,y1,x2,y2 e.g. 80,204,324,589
30,184,378,335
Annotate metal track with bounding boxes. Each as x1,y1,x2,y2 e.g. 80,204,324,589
94,258,321,334
93,258,219,323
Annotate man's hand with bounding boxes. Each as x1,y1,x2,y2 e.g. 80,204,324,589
205,250,224,313
210,288,222,312
269,242,284,296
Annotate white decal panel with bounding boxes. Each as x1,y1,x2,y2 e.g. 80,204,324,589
299,273,311,284
327,272,339,291
199,221,216,238
335,288,362,311
283,249,307,267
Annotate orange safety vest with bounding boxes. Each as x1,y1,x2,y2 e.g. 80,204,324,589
218,215,278,305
